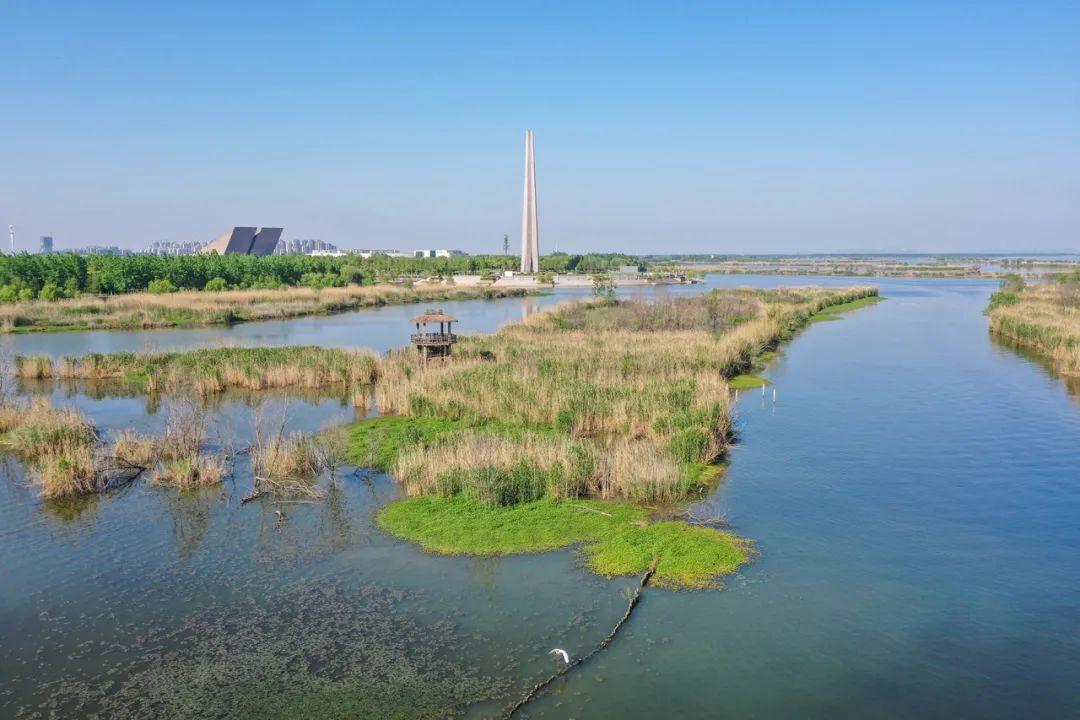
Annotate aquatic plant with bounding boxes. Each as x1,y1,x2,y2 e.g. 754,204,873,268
13,354,54,379
44,346,379,398
110,430,157,467
151,455,227,490
140,401,227,490
378,496,751,589
0,398,103,498
252,433,326,484
244,407,345,500
988,280,1080,376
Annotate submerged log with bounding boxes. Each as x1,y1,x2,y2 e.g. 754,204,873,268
502,558,658,718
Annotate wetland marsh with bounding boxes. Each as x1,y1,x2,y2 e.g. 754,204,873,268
1,276,1078,718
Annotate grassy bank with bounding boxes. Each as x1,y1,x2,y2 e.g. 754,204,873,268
0,283,531,333
351,285,879,587
987,277,1080,376
18,346,378,397
378,497,751,588
809,294,886,322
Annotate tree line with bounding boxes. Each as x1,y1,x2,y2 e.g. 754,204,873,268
0,251,644,301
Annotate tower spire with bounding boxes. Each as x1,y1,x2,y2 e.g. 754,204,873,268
520,130,539,273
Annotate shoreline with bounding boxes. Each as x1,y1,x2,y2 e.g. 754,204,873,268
0,284,537,335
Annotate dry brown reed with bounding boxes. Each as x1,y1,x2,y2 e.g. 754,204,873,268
13,355,54,379
48,346,379,397
0,397,104,498
248,405,330,499
0,283,528,333
147,400,227,490
111,430,157,467
989,282,1080,376
376,286,877,503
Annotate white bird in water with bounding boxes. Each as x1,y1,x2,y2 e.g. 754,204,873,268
549,648,570,664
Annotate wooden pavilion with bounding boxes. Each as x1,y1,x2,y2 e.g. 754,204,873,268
411,309,457,361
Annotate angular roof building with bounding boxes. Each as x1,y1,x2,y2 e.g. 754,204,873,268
199,227,283,256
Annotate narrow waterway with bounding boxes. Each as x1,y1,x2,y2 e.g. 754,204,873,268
1,277,1078,718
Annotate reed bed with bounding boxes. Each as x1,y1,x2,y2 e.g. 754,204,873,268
249,433,327,498
988,281,1080,376
13,354,54,379
0,283,530,333
143,400,228,490
367,286,877,505
25,346,378,399
247,413,348,499
0,395,230,497
0,398,104,498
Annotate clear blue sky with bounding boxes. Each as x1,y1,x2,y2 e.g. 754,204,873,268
1,1,1077,254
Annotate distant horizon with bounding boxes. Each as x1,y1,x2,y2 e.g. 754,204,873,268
10,239,1080,260
2,2,1077,254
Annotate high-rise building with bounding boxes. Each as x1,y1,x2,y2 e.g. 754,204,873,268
519,130,540,273
274,238,340,255
39,236,54,254
148,240,203,255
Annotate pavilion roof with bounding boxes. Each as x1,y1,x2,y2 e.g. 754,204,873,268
412,309,456,324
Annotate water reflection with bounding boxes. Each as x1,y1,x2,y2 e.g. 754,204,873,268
162,485,221,560
990,331,1080,402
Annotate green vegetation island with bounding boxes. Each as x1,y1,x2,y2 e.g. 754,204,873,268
347,285,881,587
4,285,882,589
987,271,1080,377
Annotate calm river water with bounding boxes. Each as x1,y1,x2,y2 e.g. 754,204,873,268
1,276,1078,718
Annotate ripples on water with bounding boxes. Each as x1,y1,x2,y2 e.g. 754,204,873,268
1,277,1079,718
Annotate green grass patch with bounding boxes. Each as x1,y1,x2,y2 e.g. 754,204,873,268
811,294,885,322
377,496,751,589
584,520,751,589
728,374,770,389
347,416,473,470
378,496,644,554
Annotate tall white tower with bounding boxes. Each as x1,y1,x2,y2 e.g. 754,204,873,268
519,130,540,274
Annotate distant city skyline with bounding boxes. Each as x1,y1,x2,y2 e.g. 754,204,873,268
1,2,1077,254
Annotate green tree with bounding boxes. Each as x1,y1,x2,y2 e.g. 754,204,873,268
147,278,178,294
39,281,66,301
592,274,616,303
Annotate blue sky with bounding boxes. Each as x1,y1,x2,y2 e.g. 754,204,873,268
1,1,1077,254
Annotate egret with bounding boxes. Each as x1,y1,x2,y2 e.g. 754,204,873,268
549,648,570,664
